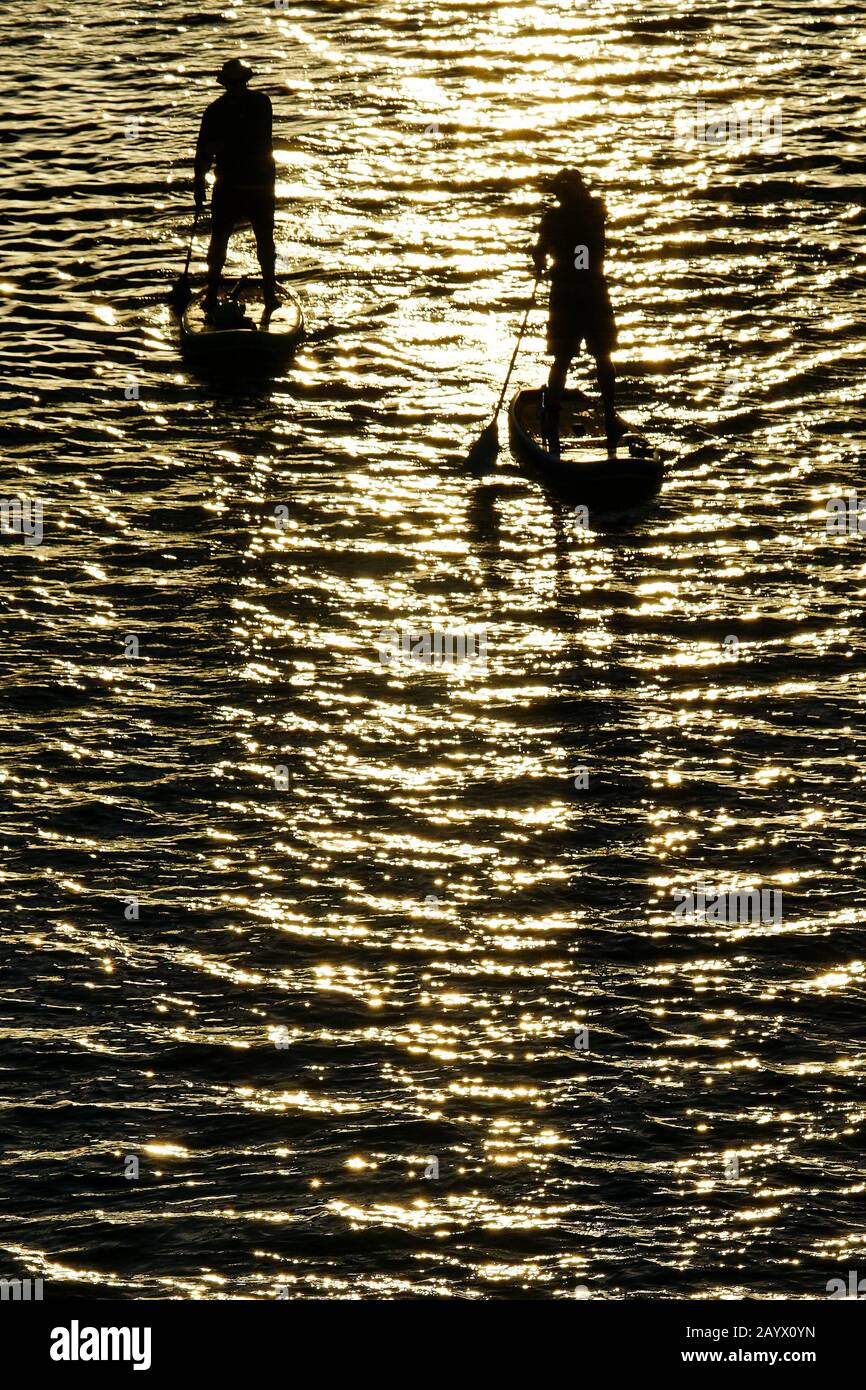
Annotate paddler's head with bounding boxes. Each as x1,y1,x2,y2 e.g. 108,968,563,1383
216,58,254,91
548,168,589,208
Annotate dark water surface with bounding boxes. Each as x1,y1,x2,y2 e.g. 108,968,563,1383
2,0,865,1298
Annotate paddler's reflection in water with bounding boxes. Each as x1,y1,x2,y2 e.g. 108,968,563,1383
532,168,622,461
194,58,278,318
467,473,585,609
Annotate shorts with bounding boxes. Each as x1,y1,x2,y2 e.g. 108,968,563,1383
210,182,275,238
547,277,617,358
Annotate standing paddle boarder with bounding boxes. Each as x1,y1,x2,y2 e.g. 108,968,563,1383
532,169,621,459
194,58,278,315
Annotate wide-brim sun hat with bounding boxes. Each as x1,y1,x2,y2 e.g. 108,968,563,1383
217,58,254,86
547,168,587,196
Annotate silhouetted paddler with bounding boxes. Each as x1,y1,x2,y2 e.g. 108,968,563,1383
194,58,278,313
532,168,620,458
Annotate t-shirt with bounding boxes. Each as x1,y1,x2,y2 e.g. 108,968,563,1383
195,89,275,189
535,196,607,284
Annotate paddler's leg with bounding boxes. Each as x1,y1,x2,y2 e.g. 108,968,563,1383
595,352,619,459
542,281,573,458
205,185,233,312
588,286,620,458
542,355,568,458
251,189,278,309
547,356,568,397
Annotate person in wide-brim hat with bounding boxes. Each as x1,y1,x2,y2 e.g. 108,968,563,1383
531,167,621,459
546,167,587,198
217,58,254,87
194,58,279,311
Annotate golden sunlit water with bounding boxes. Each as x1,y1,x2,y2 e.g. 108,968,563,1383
2,0,865,1301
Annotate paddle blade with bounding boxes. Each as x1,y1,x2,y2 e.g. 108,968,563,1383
168,274,193,313
465,419,500,471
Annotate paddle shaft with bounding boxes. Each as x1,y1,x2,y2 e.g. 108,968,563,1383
491,276,540,419
180,210,199,281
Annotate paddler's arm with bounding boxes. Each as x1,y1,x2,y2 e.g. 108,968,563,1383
257,92,275,179
193,110,217,212
261,92,273,152
595,206,607,271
